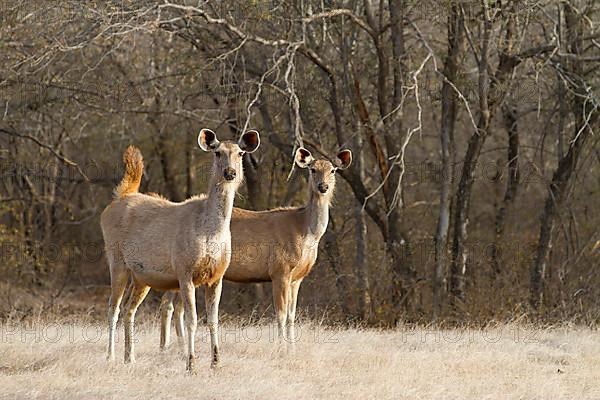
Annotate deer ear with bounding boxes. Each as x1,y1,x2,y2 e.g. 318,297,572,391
334,149,352,169
238,130,260,153
295,147,314,168
198,129,220,152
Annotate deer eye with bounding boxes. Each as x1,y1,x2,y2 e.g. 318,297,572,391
331,169,336,174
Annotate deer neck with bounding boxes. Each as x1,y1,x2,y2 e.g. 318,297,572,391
303,189,331,241
203,175,237,235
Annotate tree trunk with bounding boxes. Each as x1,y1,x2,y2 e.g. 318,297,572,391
242,154,265,210
155,131,182,202
530,2,596,310
491,102,519,277
449,115,489,303
386,0,413,312
353,134,372,320
149,36,182,203
449,2,518,305
530,120,592,309
227,94,265,210
433,1,462,319
185,145,196,198
324,226,353,317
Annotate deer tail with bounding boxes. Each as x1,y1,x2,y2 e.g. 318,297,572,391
114,145,143,198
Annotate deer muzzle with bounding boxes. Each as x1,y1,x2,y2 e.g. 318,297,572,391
224,168,236,181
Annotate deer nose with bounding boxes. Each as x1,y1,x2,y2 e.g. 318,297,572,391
224,168,236,181
317,183,329,193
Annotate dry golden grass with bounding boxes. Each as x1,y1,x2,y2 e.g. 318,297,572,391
0,319,598,399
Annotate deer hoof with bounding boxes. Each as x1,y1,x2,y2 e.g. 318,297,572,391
186,355,197,374
210,346,220,369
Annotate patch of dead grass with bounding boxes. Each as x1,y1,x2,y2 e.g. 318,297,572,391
0,320,598,399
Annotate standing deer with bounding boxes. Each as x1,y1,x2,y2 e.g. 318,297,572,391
159,147,352,347
101,129,260,372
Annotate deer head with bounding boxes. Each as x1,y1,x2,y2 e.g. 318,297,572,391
295,147,352,197
198,129,260,185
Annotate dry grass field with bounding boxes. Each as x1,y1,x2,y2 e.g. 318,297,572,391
0,318,599,400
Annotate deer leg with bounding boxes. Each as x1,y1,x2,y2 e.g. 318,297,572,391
272,277,290,341
174,293,185,348
287,279,302,346
123,280,150,364
107,258,129,361
179,279,197,373
159,291,176,350
205,278,223,368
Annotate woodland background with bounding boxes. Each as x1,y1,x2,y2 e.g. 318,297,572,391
0,0,598,325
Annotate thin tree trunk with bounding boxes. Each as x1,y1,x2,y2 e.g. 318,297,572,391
491,102,520,277
185,145,195,198
155,131,182,202
433,1,462,319
149,36,181,203
324,227,353,317
363,2,407,301
227,94,265,210
353,134,372,320
354,204,372,320
555,3,566,163
450,7,492,300
387,0,414,313
449,115,489,303
43,140,59,255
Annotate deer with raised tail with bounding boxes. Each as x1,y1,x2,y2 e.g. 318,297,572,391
159,146,352,347
101,128,260,372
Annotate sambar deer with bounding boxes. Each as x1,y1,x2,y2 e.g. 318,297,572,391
159,147,352,346
101,129,260,372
